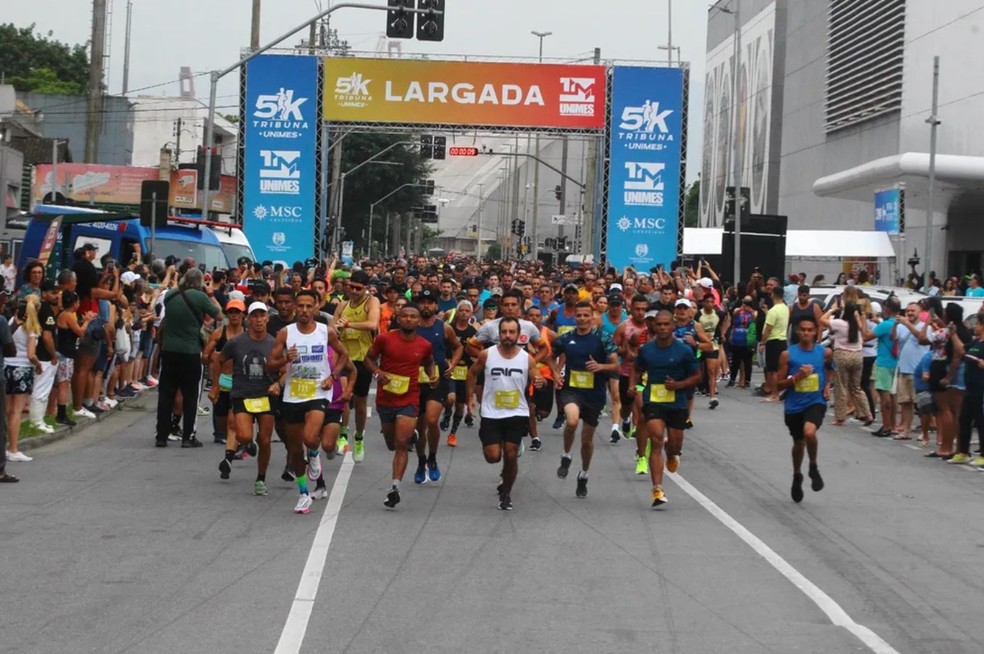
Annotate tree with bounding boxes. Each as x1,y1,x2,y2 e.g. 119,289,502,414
684,177,701,228
336,132,433,255
485,243,503,261
0,23,89,94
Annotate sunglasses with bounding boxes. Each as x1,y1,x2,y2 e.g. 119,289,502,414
348,284,365,292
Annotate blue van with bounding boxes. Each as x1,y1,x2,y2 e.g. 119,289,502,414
18,205,235,274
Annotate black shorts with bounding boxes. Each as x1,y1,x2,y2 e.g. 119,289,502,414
232,396,279,416
619,375,633,403
765,340,787,373
281,399,328,425
479,416,529,446
353,360,373,398
323,408,343,425
784,404,826,440
641,403,688,431
419,375,450,409
453,378,468,399
215,390,231,416
557,390,603,427
530,383,554,414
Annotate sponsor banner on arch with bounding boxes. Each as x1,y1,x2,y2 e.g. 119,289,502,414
324,58,606,129
243,54,318,264
606,66,685,270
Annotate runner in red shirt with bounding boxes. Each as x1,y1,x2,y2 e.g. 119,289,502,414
363,304,436,509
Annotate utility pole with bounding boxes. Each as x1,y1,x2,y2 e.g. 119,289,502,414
558,135,569,251
251,0,262,49
583,47,601,261
85,0,108,163
477,182,485,259
122,0,133,94
924,56,941,284
724,0,743,285
511,135,522,253
531,30,552,260
174,118,182,164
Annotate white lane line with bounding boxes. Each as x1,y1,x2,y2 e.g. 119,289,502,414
670,472,900,654
275,453,355,654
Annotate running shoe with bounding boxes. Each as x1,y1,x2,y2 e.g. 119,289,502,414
666,454,680,474
336,436,349,455
791,473,805,503
144,375,159,387
609,426,620,444
948,453,971,465
447,433,457,447
384,487,401,508
218,458,231,480
575,475,588,498
181,437,204,449
498,493,513,511
281,464,295,482
197,405,211,416
414,461,428,485
464,415,474,427
440,412,451,432
552,414,565,430
32,421,53,434
311,483,328,500
116,387,136,399
6,451,32,462
254,480,268,496
101,397,119,409
308,450,322,481
651,486,667,507
244,440,258,458
970,456,984,468
427,459,442,483
529,437,542,451
808,464,824,492
557,456,572,479
709,398,719,410
353,439,365,463
635,455,649,476
293,494,313,514
93,401,111,413
131,381,147,392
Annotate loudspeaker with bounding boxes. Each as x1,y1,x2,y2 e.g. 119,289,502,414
720,214,788,283
140,181,169,229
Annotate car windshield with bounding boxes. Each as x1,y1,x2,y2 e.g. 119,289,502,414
220,242,256,268
155,239,227,271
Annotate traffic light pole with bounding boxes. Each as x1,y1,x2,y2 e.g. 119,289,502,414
483,151,585,190
369,182,426,259
199,2,442,220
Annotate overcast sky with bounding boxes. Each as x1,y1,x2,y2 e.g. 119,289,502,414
7,0,710,178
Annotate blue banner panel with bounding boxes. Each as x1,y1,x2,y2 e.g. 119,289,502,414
606,66,684,271
243,54,318,265
874,188,902,235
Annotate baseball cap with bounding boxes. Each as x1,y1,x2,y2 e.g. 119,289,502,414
645,309,659,319
698,277,713,289
870,301,882,314
609,283,623,293
226,299,246,312
483,298,498,310
490,287,503,297
608,293,624,305
120,271,140,286
248,301,268,315
564,283,579,293
349,270,370,285
675,298,692,309
414,288,437,303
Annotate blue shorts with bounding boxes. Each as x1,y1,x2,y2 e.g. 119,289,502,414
377,404,418,424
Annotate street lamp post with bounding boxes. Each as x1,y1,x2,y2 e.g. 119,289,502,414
530,29,552,260
369,182,426,259
714,0,743,285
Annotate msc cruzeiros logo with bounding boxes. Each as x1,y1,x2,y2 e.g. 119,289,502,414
617,215,668,233
559,77,596,117
252,205,304,222
334,73,373,108
258,150,301,195
618,100,675,148
623,161,665,207
253,88,309,138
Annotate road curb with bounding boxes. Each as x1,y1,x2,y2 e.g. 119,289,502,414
20,390,157,451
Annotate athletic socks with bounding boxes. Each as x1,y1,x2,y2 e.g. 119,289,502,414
340,426,349,438
296,474,308,495
225,450,236,462
354,431,364,441
451,413,463,432
256,473,265,482
309,448,320,458
562,453,572,461
392,479,400,490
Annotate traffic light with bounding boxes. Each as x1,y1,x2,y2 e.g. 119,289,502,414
433,136,446,160
386,0,415,39
420,134,433,158
424,179,435,195
515,220,525,237
416,0,445,42
554,184,562,201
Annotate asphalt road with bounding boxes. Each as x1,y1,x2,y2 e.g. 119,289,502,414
2,386,983,654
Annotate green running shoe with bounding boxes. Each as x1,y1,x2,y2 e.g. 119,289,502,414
353,439,365,463
336,436,349,455
635,455,649,476
254,480,268,496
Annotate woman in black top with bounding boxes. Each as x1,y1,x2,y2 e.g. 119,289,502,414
54,292,96,426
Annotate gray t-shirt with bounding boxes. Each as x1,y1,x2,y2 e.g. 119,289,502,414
222,332,277,399
474,317,542,348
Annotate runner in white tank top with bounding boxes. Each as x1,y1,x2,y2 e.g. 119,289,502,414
467,317,549,511
283,322,333,404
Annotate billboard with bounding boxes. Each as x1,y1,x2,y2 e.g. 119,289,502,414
242,54,319,264
324,58,606,129
874,188,903,235
606,66,685,270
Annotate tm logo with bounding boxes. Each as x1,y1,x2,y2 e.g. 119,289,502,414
335,73,372,96
259,150,301,179
254,88,307,121
559,77,597,117
624,162,665,191
620,100,673,133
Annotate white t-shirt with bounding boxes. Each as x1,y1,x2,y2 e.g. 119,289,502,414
474,317,541,348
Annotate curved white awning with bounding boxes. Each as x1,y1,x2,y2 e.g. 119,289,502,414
684,228,896,259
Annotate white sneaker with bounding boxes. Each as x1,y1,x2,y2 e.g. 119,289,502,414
74,407,97,420
197,405,211,416
311,487,328,500
7,451,33,462
32,421,54,434
131,382,146,391
293,494,313,514
308,451,322,482
145,375,158,387
101,397,119,409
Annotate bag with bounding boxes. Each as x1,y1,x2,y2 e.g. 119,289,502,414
732,311,751,347
746,321,758,346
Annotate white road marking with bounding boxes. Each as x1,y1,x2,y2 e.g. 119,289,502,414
274,453,355,654
670,472,901,654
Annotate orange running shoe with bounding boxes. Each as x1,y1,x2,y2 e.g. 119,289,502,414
666,454,680,473
447,433,457,447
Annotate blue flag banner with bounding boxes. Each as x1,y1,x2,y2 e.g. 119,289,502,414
874,188,902,235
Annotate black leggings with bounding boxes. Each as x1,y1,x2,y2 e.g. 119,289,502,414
958,391,984,455
730,346,753,385
156,351,203,441
861,356,876,417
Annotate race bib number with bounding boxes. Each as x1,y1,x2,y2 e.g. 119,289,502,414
418,366,437,383
383,374,410,395
451,365,468,381
243,397,271,413
289,378,317,400
649,384,676,404
569,370,595,389
794,374,820,393
494,390,520,409
557,326,574,336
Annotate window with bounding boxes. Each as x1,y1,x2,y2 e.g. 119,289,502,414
825,0,906,133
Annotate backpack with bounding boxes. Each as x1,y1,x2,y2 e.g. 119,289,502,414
732,310,752,347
